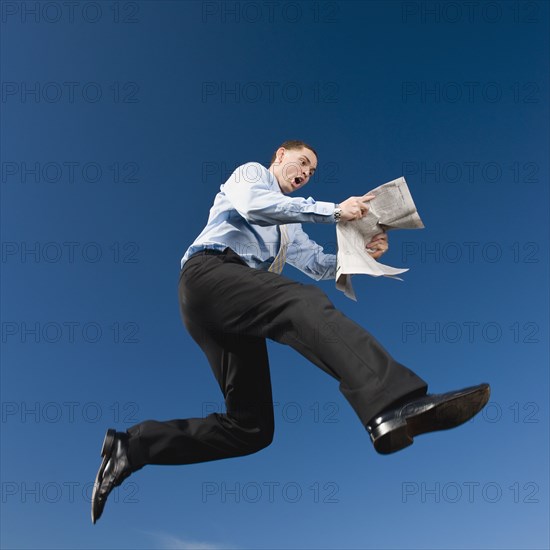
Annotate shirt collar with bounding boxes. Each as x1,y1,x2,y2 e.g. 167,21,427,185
265,166,283,193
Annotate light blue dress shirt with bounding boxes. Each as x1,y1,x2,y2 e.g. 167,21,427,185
181,162,337,280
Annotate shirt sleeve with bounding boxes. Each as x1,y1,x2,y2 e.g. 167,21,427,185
222,162,335,226
286,224,337,281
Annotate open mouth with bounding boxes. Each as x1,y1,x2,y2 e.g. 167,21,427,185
293,177,303,186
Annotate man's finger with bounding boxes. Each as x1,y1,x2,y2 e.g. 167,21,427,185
361,193,376,202
369,232,387,241
367,236,387,245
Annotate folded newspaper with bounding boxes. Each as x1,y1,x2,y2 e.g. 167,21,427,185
335,177,424,301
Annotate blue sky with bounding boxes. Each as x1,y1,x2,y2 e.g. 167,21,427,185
1,1,548,548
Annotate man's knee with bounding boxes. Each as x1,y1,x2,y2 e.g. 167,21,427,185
222,405,274,454
255,425,274,451
238,422,274,454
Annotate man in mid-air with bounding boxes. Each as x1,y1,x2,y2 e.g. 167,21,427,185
91,139,489,523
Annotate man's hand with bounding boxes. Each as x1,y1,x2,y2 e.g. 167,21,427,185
366,231,388,260
339,193,376,221
338,193,388,258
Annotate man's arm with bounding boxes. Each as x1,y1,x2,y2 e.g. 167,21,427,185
286,224,336,281
222,163,335,226
287,226,390,281
224,162,378,228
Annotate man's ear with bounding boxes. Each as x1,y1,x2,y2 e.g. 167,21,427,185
276,147,286,163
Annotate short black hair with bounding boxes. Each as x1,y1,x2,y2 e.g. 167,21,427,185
270,140,318,165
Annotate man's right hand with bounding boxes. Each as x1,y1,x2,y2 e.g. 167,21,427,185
338,193,376,221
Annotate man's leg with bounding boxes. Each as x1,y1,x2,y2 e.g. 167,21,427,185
91,293,275,522
178,249,428,427
174,249,488,457
127,321,275,467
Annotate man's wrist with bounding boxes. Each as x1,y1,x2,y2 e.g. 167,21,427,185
333,204,342,223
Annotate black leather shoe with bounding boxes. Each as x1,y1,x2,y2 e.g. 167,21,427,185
366,383,490,455
91,429,133,524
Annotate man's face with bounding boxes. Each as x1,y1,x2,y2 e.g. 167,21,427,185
269,147,317,194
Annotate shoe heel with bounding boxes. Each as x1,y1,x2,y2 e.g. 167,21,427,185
100,429,117,457
370,419,413,455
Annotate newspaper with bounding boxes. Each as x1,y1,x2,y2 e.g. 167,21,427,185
335,176,424,301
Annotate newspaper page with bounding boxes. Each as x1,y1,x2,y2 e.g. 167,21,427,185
335,176,424,301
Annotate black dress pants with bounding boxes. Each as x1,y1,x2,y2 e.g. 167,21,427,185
127,247,428,468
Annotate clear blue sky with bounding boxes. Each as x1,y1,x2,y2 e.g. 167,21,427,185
1,1,548,548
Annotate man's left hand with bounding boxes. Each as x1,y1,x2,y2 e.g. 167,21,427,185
366,231,388,260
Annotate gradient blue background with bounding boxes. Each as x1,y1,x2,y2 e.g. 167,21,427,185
1,1,548,548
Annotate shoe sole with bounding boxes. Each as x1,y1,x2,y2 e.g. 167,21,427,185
91,429,116,524
96,429,116,482
101,429,117,458
372,384,490,454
